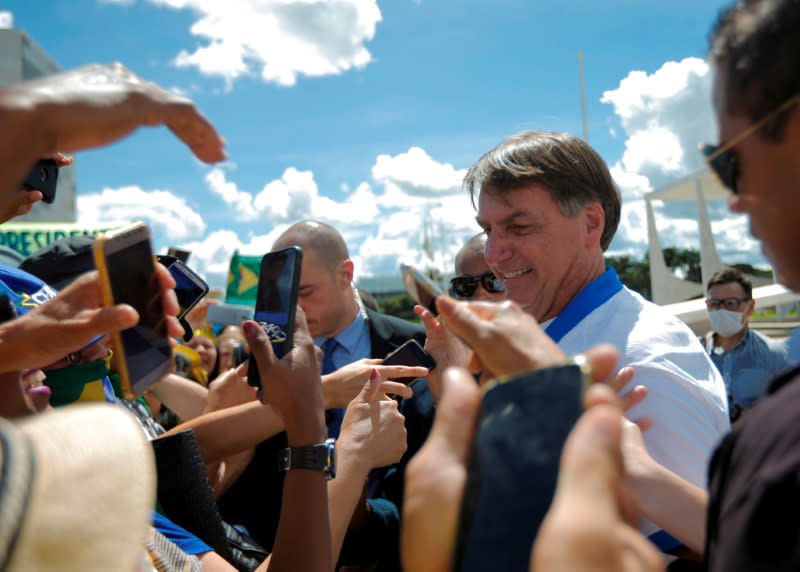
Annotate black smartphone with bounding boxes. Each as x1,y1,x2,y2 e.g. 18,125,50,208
400,264,445,314
382,339,436,370
94,222,172,398
451,365,585,572
167,247,192,263
247,246,304,388
156,254,209,320
22,159,59,204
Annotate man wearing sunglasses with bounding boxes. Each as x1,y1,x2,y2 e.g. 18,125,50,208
702,268,788,422
449,234,506,302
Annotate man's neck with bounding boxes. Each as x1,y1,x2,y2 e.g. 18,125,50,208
327,290,360,339
538,255,607,322
715,327,748,352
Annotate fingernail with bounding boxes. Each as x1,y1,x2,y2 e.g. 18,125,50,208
369,368,378,381
242,321,257,335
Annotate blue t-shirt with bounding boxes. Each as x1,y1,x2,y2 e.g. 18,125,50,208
151,511,212,556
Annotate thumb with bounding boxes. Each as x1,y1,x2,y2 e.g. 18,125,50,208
88,304,139,337
435,296,489,349
359,368,382,402
427,367,481,464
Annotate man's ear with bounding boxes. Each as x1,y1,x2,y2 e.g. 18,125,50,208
339,259,355,288
744,297,756,319
583,202,605,248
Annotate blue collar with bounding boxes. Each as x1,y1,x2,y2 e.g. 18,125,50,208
544,267,623,343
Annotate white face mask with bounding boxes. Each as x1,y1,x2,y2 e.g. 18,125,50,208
708,309,745,337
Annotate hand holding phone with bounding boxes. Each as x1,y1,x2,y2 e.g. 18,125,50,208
382,339,435,384
401,264,445,314
247,246,304,388
156,255,209,320
93,222,172,398
22,159,59,204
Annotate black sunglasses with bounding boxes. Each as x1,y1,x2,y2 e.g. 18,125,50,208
702,94,800,194
705,297,750,311
449,271,505,299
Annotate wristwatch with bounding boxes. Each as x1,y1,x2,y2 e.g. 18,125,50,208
279,438,336,480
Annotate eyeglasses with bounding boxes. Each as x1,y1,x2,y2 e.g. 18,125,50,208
701,94,800,194
449,271,505,299
705,297,750,311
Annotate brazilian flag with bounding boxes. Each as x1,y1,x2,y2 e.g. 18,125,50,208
225,251,262,305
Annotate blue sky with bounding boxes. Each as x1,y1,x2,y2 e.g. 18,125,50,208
2,0,764,290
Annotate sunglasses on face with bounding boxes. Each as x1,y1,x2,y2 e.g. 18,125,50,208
702,94,800,194
449,271,505,299
705,297,750,311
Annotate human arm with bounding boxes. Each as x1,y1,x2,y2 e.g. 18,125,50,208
620,417,708,554
148,373,209,421
413,304,470,401
0,63,225,204
0,266,182,373
241,309,331,572
321,357,418,408
327,368,408,565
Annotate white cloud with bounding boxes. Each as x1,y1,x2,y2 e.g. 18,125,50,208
115,0,381,88
602,57,715,191
372,147,466,198
602,57,762,268
77,186,206,241
206,167,380,225
0,11,13,28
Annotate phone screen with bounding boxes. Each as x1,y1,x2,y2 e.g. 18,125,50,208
105,236,172,395
248,246,303,387
169,262,208,319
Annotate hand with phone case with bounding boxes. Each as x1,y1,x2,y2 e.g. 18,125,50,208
247,246,303,389
94,223,175,398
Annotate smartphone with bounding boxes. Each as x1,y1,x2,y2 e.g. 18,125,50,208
22,159,59,204
167,247,192,263
400,264,445,314
382,339,436,370
93,222,172,399
206,302,253,326
451,365,585,572
247,246,304,388
156,255,209,320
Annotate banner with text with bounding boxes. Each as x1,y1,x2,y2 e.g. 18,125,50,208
0,222,114,259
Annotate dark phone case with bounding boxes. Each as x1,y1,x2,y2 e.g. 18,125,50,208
382,339,436,370
156,255,209,319
22,159,59,204
247,247,303,388
451,365,584,572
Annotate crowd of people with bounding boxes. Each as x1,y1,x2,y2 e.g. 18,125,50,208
0,0,798,570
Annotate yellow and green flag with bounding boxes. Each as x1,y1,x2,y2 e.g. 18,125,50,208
225,251,262,305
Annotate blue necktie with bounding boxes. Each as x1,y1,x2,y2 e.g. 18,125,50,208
322,338,344,438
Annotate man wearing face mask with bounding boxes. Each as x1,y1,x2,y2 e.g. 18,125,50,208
702,268,788,421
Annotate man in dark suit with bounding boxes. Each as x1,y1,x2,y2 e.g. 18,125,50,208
218,220,425,567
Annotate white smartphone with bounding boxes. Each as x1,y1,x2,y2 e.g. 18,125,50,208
93,222,172,398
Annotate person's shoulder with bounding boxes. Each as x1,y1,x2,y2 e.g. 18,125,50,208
366,308,425,338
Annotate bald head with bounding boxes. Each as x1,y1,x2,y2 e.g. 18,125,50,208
455,233,488,275
273,220,350,274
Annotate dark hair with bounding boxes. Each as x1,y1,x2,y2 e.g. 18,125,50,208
709,0,800,140
463,131,621,251
707,267,753,299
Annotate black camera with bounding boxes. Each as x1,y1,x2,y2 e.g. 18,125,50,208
22,159,59,204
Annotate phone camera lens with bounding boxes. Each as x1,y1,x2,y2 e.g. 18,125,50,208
38,168,48,183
